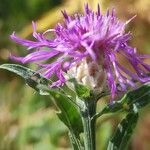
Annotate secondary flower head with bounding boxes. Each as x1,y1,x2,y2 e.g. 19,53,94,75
10,4,150,99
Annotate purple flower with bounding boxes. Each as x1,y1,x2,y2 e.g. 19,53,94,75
10,4,150,99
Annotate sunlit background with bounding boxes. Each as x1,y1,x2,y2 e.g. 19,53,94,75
0,0,150,149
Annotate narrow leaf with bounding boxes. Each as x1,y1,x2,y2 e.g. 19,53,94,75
0,64,50,94
95,83,150,118
69,78,91,99
124,83,150,109
107,112,138,150
0,64,83,149
47,89,83,149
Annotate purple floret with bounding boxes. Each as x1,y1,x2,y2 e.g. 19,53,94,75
10,4,150,99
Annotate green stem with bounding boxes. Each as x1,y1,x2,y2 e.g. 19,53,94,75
81,99,96,150
69,131,83,150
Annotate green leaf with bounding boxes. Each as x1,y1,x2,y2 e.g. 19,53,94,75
95,83,150,118
124,83,150,109
0,64,83,149
107,112,138,150
0,64,50,95
44,88,83,150
69,78,91,99
48,89,83,131
75,83,91,98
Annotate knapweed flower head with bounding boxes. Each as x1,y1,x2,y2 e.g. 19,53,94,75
10,4,150,100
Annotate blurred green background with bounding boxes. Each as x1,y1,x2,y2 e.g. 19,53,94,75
0,0,150,150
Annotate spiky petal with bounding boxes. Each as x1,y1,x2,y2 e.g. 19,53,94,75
10,4,150,100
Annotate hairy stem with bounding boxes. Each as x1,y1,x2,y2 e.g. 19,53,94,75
81,99,96,150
